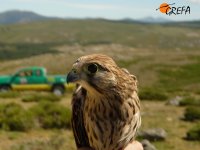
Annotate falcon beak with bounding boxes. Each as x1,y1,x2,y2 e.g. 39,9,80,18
67,69,80,83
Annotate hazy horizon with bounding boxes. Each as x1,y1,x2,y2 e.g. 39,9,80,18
1,0,200,21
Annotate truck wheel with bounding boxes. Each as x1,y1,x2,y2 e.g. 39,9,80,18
0,85,11,92
52,85,64,96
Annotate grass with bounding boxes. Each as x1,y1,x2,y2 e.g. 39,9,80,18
0,94,199,150
184,106,200,121
0,93,71,131
11,134,68,150
186,123,200,141
0,19,200,150
152,59,200,93
0,129,76,150
22,93,61,102
0,103,33,131
0,42,58,61
141,101,200,150
30,101,71,129
0,20,200,50
139,88,168,101
0,91,20,99
0,20,200,97
179,97,200,106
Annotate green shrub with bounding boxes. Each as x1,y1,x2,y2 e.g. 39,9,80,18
186,123,200,141
184,106,200,121
195,90,200,95
22,93,61,102
0,43,58,61
0,91,20,98
139,89,168,101
180,97,200,106
0,101,72,131
0,103,33,131
30,101,71,129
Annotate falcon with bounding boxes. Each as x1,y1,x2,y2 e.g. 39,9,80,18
67,54,141,150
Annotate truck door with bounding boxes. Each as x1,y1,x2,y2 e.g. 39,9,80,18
12,69,50,91
31,69,47,84
12,70,34,90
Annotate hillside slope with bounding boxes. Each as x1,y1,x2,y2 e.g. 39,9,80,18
0,20,200,94
0,10,52,24
0,19,199,51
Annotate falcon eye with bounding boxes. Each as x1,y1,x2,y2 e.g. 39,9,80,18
87,63,98,74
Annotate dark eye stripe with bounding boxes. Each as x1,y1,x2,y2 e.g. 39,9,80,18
95,63,109,72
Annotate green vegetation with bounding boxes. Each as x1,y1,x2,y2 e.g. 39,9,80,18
186,123,200,141
118,59,139,68
0,100,71,131
0,42,58,61
11,133,74,150
0,20,200,50
139,88,168,101
22,93,61,102
30,101,71,129
0,103,33,131
180,97,200,106
184,106,200,121
156,61,200,93
0,91,20,98
0,20,200,96
12,137,64,150
0,19,200,150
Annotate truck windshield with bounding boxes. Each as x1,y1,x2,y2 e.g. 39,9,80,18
16,70,33,77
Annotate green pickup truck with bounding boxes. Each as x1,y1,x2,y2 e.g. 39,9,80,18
0,67,72,95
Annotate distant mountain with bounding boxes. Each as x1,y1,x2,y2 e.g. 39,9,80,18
118,17,172,24
138,17,172,23
0,10,198,25
116,18,138,24
0,10,55,24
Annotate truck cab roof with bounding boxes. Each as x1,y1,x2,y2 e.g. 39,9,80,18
16,67,46,72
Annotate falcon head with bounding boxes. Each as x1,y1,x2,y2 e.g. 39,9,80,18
67,54,136,95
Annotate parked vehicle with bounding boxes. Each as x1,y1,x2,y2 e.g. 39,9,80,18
0,67,72,95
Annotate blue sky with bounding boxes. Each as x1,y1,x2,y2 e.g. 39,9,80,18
0,0,200,21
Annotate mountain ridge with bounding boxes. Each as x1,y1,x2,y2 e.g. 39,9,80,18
0,10,57,24
0,10,199,25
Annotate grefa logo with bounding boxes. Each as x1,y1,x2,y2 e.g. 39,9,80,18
156,3,190,15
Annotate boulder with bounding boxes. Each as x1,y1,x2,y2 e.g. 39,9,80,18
166,96,182,106
141,140,157,150
138,128,167,141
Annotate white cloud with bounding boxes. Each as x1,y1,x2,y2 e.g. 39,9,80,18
186,0,200,4
63,3,120,10
13,0,121,10
14,0,35,2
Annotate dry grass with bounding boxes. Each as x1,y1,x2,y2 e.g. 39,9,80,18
141,101,200,150
0,44,200,149
0,129,76,150
0,44,200,91
0,94,199,150
0,20,200,149
0,93,75,150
